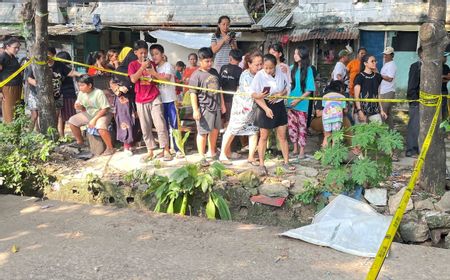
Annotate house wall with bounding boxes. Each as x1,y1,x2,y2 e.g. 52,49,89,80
293,0,443,27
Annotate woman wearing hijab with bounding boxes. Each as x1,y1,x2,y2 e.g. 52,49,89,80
110,47,141,156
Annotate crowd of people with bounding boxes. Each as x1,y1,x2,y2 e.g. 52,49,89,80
1,15,447,174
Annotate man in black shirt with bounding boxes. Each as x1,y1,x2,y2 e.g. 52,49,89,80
441,54,450,120
406,47,422,157
219,49,243,128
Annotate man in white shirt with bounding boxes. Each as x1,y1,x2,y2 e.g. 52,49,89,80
380,46,397,129
331,50,349,82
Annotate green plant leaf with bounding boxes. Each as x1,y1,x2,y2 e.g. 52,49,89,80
211,192,232,220
170,167,189,184
209,162,226,179
320,142,348,168
377,129,404,155
331,130,344,143
206,195,216,220
180,193,188,215
351,157,379,186
167,197,175,214
324,167,350,190
196,174,213,193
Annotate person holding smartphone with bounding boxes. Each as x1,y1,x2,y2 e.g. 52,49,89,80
251,54,293,176
211,15,237,71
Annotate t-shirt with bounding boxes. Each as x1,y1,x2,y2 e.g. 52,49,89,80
347,59,361,97
287,66,315,112
250,67,291,104
322,92,346,124
443,64,450,94
156,62,177,103
211,33,232,72
75,88,110,118
189,68,220,112
219,64,242,103
60,65,77,99
30,61,72,100
128,60,160,104
0,52,22,86
182,66,199,93
332,61,347,81
354,71,383,116
380,61,397,95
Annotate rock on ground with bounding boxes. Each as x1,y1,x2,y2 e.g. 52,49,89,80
435,191,450,213
389,186,414,215
296,166,319,177
258,183,289,198
415,198,435,211
364,188,387,206
287,175,319,196
399,211,430,243
424,212,450,229
445,234,450,249
431,229,450,245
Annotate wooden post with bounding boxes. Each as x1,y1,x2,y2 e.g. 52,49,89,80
32,0,57,135
418,0,450,193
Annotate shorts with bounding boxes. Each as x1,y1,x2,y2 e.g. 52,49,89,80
68,111,112,130
196,108,222,135
323,121,342,132
254,100,287,129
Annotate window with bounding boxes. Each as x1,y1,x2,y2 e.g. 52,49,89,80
392,32,418,52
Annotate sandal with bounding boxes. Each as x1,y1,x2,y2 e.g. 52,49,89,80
258,165,268,176
163,153,173,161
282,163,296,171
220,159,233,166
199,158,210,167
247,160,259,166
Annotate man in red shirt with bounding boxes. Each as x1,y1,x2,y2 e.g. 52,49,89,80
128,40,172,162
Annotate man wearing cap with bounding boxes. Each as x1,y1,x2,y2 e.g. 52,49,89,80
331,50,349,82
379,46,397,130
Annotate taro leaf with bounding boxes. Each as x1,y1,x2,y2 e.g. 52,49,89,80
211,192,232,220
324,167,349,189
170,166,189,184
209,162,226,179
196,174,213,193
180,193,188,215
173,195,183,214
351,158,379,186
167,197,175,214
185,164,199,178
172,129,190,156
205,195,216,220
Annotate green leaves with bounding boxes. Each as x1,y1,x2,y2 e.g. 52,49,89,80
138,162,231,220
172,129,190,157
320,142,349,168
351,158,379,186
324,167,350,189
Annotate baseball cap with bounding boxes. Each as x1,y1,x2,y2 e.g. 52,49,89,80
338,49,350,58
383,47,395,55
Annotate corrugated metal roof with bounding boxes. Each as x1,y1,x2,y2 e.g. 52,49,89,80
258,2,296,29
0,25,95,37
290,27,359,42
70,0,255,26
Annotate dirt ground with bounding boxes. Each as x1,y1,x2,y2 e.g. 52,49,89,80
1,195,449,280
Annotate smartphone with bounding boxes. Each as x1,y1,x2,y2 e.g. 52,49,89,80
263,86,271,94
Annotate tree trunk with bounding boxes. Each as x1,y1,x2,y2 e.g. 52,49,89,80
418,0,449,194
21,1,35,52
32,0,56,135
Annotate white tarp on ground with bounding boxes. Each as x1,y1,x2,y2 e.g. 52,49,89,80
148,30,213,50
281,195,392,257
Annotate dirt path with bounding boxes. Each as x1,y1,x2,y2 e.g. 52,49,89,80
1,195,449,280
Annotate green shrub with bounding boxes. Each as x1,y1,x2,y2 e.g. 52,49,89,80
314,122,403,193
0,106,55,194
129,162,231,220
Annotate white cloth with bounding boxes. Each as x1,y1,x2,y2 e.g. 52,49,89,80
380,61,397,95
250,67,291,104
331,61,347,81
156,62,177,103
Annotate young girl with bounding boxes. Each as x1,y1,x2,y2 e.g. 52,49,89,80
354,54,387,123
87,50,107,76
106,49,119,70
175,60,186,97
251,54,293,175
287,47,315,159
268,43,291,84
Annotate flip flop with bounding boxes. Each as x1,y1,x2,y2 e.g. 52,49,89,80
247,160,259,166
259,165,268,176
220,159,233,166
282,163,296,171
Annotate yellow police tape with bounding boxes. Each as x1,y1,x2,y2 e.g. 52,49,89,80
366,93,442,280
0,58,33,88
49,56,429,105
